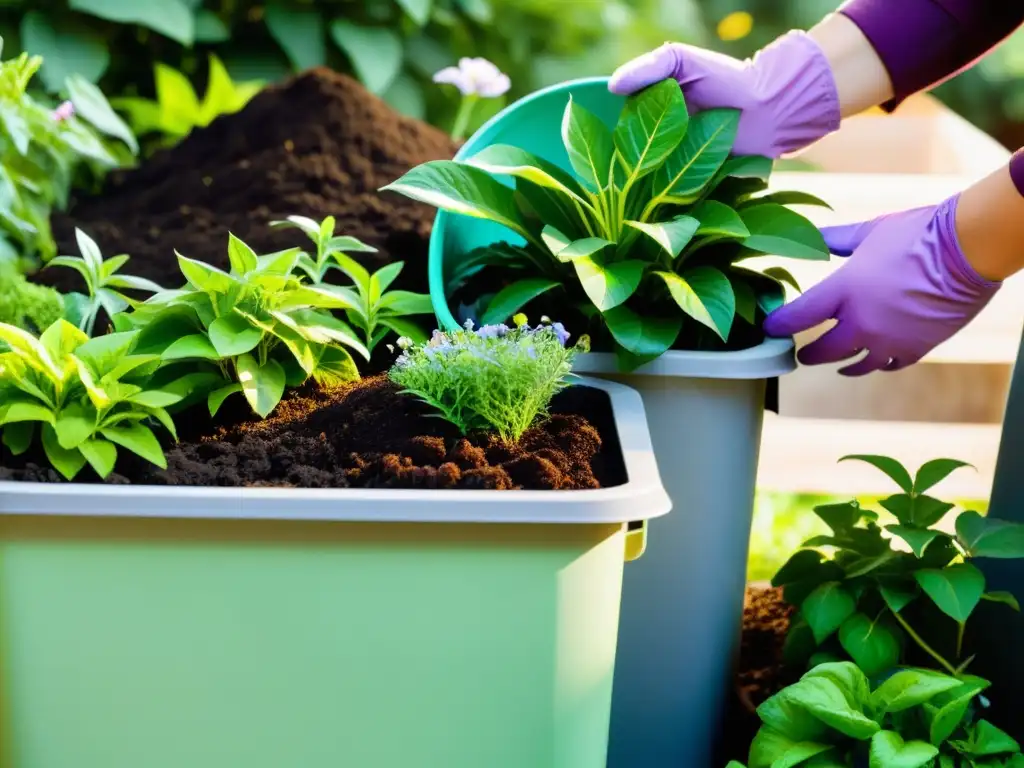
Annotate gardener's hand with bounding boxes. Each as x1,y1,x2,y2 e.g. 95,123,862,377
763,196,1001,376
608,32,841,158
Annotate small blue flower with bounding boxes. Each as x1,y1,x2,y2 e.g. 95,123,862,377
476,323,509,339
551,322,570,346
463,318,475,331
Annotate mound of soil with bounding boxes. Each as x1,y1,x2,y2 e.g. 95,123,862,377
41,68,457,296
0,379,626,491
716,585,796,764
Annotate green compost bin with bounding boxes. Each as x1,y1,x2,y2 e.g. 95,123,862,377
0,378,670,768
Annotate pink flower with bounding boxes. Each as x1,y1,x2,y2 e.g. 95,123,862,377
52,100,75,122
433,58,511,98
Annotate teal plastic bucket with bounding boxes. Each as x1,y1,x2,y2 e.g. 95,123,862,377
428,76,622,331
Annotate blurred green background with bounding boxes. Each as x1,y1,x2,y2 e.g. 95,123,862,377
5,0,1024,149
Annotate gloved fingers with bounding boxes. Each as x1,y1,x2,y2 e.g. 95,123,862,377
609,44,682,95
838,350,892,377
796,323,862,366
820,219,886,257
762,279,841,338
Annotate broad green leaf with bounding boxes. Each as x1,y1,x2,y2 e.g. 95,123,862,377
330,20,402,94
72,356,111,409
730,277,757,324
691,200,749,238
69,0,194,44
915,564,985,623
198,54,245,124
281,285,364,315
843,550,899,578
312,345,359,387
265,1,326,71
466,144,587,203
55,401,96,449
871,668,963,715
42,424,87,480
0,398,56,427
371,262,404,298
654,108,739,200
840,455,914,493
208,314,263,357
152,63,200,135
763,266,801,293
803,662,872,711
515,179,592,242
838,613,900,678
20,12,110,92
968,720,1020,757
41,317,89,364
176,253,239,293
771,550,825,588
927,677,990,746
480,279,560,325
397,0,433,24
802,582,856,643
105,274,164,293
741,204,830,260
273,323,318,375
236,354,286,418
887,525,946,558
656,266,735,340
101,423,166,468
126,389,184,408
2,422,34,456
79,438,117,478
554,237,614,262
256,248,303,276
541,226,572,256
981,591,1020,611
381,161,530,239
378,318,428,345
161,334,220,361
748,727,833,768
719,154,773,182
956,510,1024,559
277,309,369,360
66,74,138,153
603,305,681,358
377,291,433,315
328,235,377,254
614,79,688,183
208,383,243,417
779,676,880,739
574,256,645,312
195,9,230,42
626,216,699,257
744,191,833,210
562,97,615,191
881,493,954,529
914,459,971,494
813,501,862,535
869,731,938,768
226,233,259,275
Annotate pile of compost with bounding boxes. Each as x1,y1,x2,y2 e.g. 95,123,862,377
40,68,457,295
0,379,626,491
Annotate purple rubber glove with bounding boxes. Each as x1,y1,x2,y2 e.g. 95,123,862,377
608,32,841,158
763,196,1001,376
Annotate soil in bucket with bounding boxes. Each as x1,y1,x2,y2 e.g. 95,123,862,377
0,378,627,491
38,69,457,297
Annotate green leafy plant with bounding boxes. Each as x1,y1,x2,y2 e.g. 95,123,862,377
272,214,434,353
389,315,586,443
117,234,370,418
729,661,1022,768
382,78,830,370
0,40,137,262
0,319,184,479
48,228,163,335
774,456,1024,681
111,55,262,147
0,258,63,333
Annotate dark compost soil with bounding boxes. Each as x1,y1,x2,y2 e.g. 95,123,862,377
716,584,797,764
0,378,626,491
39,68,457,297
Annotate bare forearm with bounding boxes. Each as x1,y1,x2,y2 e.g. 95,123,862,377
956,162,1024,281
807,13,893,118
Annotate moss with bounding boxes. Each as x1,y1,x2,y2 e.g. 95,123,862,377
0,260,64,333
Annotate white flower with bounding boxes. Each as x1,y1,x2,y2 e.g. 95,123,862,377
396,336,413,350
433,57,511,98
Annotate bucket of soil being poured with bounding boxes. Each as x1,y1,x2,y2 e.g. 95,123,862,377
0,376,668,768
421,77,798,768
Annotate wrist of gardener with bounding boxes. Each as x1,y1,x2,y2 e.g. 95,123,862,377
955,157,1024,282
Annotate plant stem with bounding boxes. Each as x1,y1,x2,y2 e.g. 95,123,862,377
891,609,958,676
571,199,597,237
450,95,478,142
956,621,965,659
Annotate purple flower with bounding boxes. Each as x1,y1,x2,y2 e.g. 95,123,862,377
551,322,570,346
433,58,511,98
52,100,75,122
476,323,509,339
